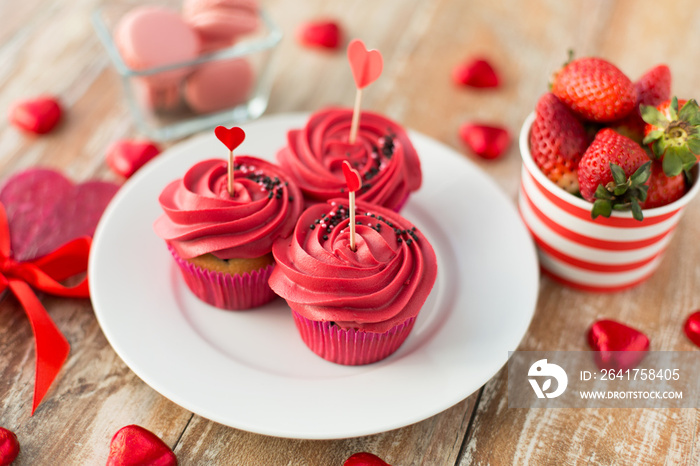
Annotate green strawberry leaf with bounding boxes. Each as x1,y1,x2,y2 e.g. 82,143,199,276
613,185,628,196
595,184,612,200
630,161,652,186
566,49,575,65
678,148,697,173
638,184,649,202
678,99,699,122
610,163,627,185
640,105,668,128
687,137,700,155
592,199,612,219
652,139,666,159
590,163,650,222
686,100,700,126
679,147,696,162
662,148,683,177
643,129,664,145
669,97,679,120
631,198,643,221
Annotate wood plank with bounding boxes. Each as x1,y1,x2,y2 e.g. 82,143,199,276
172,395,476,465
264,0,439,115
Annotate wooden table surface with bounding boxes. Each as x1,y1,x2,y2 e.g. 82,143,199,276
1,0,699,464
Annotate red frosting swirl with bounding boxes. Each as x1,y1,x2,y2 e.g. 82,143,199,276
276,108,422,211
269,199,437,333
154,156,303,259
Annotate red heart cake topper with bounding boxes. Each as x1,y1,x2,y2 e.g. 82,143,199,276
214,126,245,151
341,160,361,251
347,39,383,89
341,160,362,192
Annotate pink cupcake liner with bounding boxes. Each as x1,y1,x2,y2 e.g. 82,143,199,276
291,311,417,365
168,245,276,310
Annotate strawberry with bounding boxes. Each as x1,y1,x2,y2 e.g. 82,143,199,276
635,64,672,108
577,129,651,220
639,161,686,209
530,93,588,193
641,97,700,176
551,57,636,123
612,64,671,143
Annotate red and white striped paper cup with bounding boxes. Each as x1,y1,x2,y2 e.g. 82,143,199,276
518,113,700,292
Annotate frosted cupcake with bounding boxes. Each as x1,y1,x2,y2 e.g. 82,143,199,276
154,156,302,309
268,198,437,364
276,108,422,211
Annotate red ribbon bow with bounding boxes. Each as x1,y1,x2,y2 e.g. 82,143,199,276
0,202,91,414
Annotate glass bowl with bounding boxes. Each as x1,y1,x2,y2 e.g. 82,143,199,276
92,0,281,141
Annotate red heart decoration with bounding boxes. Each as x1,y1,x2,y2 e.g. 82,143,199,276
459,123,511,160
106,140,161,179
452,58,500,88
683,311,700,347
0,427,20,466
107,425,177,466
587,319,650,371
214,126,245,151
344,452,391,466
0,169,119,262
347,39,383,89
341,160,362,192
9,96,63,134
298,20,342,49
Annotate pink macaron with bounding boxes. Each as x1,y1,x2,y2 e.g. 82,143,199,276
184,58,254,114
182,0,260,53
115,6,200,81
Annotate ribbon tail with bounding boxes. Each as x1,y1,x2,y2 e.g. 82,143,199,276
7,279,69,415
16,237,92,297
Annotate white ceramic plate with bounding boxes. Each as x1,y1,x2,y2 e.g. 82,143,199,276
90,113,539,439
